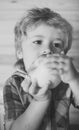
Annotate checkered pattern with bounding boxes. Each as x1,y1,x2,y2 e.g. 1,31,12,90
3,70,79,130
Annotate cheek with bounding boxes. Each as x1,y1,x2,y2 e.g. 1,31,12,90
22,40,42,69
22,46,40,70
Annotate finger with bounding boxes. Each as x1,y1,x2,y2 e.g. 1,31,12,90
58,62,65,74
38,81,50,95
58,55,70,64
42,55,59,66
50,69,59,75
49,53,60,57
35,54,60,67
21,76,31,92
29,79,38,95
58,61,69,72
59,61,65,68
59,69,64,75
46,61,59,69
47,54,60,61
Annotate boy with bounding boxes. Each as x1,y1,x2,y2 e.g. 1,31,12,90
3,7,79,130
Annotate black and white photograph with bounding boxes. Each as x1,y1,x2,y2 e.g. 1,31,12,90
0,0,79,130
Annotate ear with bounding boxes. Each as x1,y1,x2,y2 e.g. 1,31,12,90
17,50,23,59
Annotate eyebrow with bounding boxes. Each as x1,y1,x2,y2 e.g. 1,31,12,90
31,35,44,38
54,38,64,42
31,35,64,43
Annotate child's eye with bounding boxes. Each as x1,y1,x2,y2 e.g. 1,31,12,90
33,40,42,45
53,43,62,49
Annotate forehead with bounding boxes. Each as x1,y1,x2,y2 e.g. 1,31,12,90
26,24,66,40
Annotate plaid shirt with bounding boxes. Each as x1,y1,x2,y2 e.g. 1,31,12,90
3,69,79,130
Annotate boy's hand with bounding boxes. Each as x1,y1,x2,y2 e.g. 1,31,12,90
28,55,61,88
22,53,78,93
58,54,78,84
29,79,51,101
38,53,78,85
21,77,51,101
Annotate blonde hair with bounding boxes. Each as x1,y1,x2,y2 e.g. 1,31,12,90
14,7,73,60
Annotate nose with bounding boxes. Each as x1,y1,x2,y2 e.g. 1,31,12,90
41,42,53,56
42,49,51,55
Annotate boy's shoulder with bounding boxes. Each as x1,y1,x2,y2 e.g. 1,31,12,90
4,69,26,90
3,69,30,110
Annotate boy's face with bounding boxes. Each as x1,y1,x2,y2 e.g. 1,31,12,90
21,24,67,71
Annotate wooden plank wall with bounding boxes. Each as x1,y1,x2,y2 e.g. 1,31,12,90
0,0,79,128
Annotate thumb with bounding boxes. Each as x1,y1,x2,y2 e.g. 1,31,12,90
21,76,31,92
38,81,50,95
29,79,38,95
